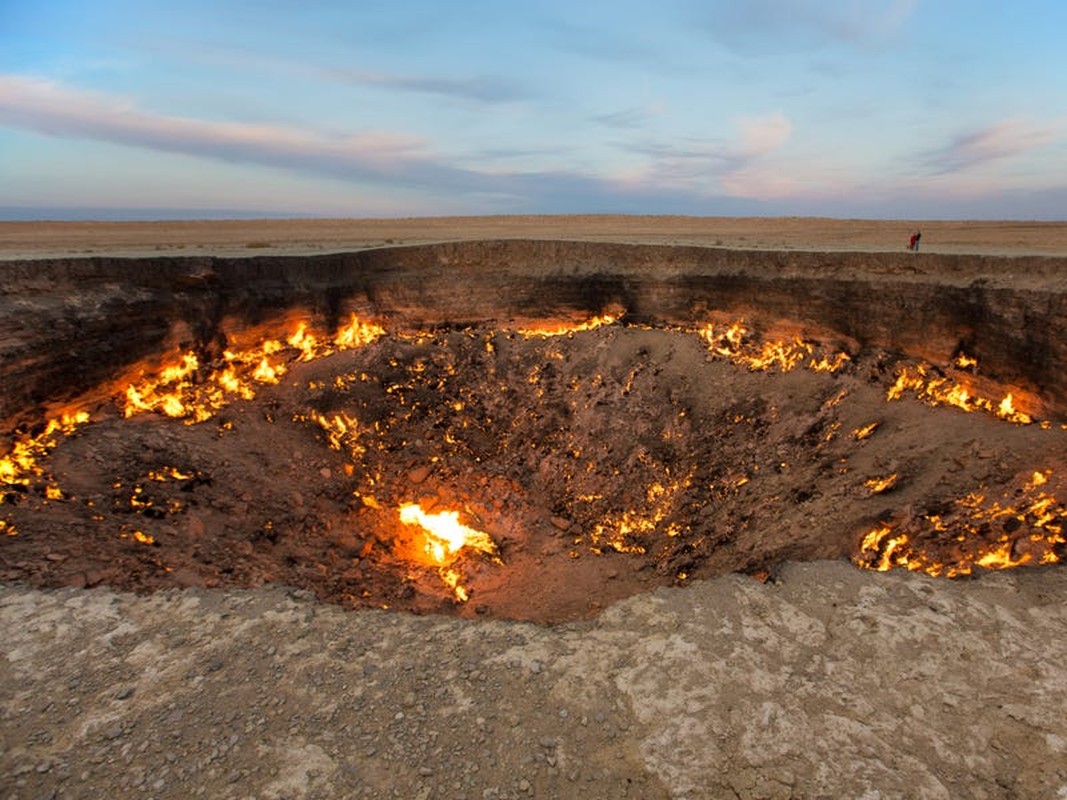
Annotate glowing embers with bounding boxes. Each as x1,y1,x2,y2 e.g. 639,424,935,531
123,314,384,423
854,470,1067,577
698,320,851,373
886,360,1034,424
586,475,692,555
397,502,500,602
517,312,619,338
1,411,89,502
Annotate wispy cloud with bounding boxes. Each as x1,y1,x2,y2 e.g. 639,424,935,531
696,0,918,53
0,74,699,211
0,74,430,177
621,112,795,198
592,105,665,130
922,118,1065,174
324,67,528,104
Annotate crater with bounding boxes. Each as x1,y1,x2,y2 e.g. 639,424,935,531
2,241,1066,622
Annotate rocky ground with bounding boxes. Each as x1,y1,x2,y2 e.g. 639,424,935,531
4,561,1067,799
3,322,1064,623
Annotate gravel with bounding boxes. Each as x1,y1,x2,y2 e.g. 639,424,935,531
5,561,1067,798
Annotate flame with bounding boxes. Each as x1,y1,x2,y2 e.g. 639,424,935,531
147,467,195,482
519,313,618,338
122,315,384,423
864,474,898,494
397,502,499,601
334,314,386,349
0,519,16,537
851,422,879,441
398,503,498,565
588,474,692,554
887,363,1034,425
854,470,1066,576
1,411,89,497
698,320,850,373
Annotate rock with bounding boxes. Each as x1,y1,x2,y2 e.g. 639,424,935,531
408,465,432,484
549,515,572,531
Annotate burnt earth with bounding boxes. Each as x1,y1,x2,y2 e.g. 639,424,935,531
3,323,1065,622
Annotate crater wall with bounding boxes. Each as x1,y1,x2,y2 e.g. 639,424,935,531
3,240,1066,431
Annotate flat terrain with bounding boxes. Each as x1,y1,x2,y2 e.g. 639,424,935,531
3,215,1067,259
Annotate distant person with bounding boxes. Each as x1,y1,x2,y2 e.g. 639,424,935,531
908,231,921,251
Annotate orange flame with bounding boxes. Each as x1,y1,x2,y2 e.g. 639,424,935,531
886,363,1034,425
854,470,1065,577
1,411,89,495
397,503,499,602
398,503,498,565
698,320,850,374
519,313,618,338
122,315,384,423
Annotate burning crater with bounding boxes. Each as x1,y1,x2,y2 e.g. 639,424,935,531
2,241,1067,622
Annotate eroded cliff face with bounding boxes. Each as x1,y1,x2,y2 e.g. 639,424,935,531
2,240,1066,431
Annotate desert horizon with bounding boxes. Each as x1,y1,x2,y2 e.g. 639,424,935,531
3,214,1067,260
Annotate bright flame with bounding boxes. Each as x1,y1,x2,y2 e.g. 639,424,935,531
864,474,898,494
854,470,1065,576
887,363,1034,425
335,314,386,349
398,503,498,565
519,314,618,338
698,320,850,373
122,315,384,423
851,422,879,441
1,411,89,497
132,530,155,545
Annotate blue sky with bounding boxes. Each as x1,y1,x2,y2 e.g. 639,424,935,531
1,0,1065,220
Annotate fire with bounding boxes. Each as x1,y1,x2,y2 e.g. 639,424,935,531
698,320,850,374
854,470,1066,577
122,314,384,423
864,474,898,494
0,519,16,536
886,363,1034,424
397,502,500,601
519,313,618,338
851,422,879,441
1,411,89,499
398,503,498,564
588,475,691,555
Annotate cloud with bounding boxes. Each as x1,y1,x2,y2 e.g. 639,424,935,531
923,118,1065,174
696,0,918,53
0,74,700,212
0,74,451,183
325,67,528,104
737,113,792,157
621,113,794,199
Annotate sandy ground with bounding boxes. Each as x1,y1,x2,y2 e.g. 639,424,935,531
3,215,1067,259
3,216,1067,798
5,562,1067,799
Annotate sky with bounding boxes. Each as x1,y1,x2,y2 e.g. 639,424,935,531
1,0,1065,220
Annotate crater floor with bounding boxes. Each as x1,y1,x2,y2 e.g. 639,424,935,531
3,321,1064,622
